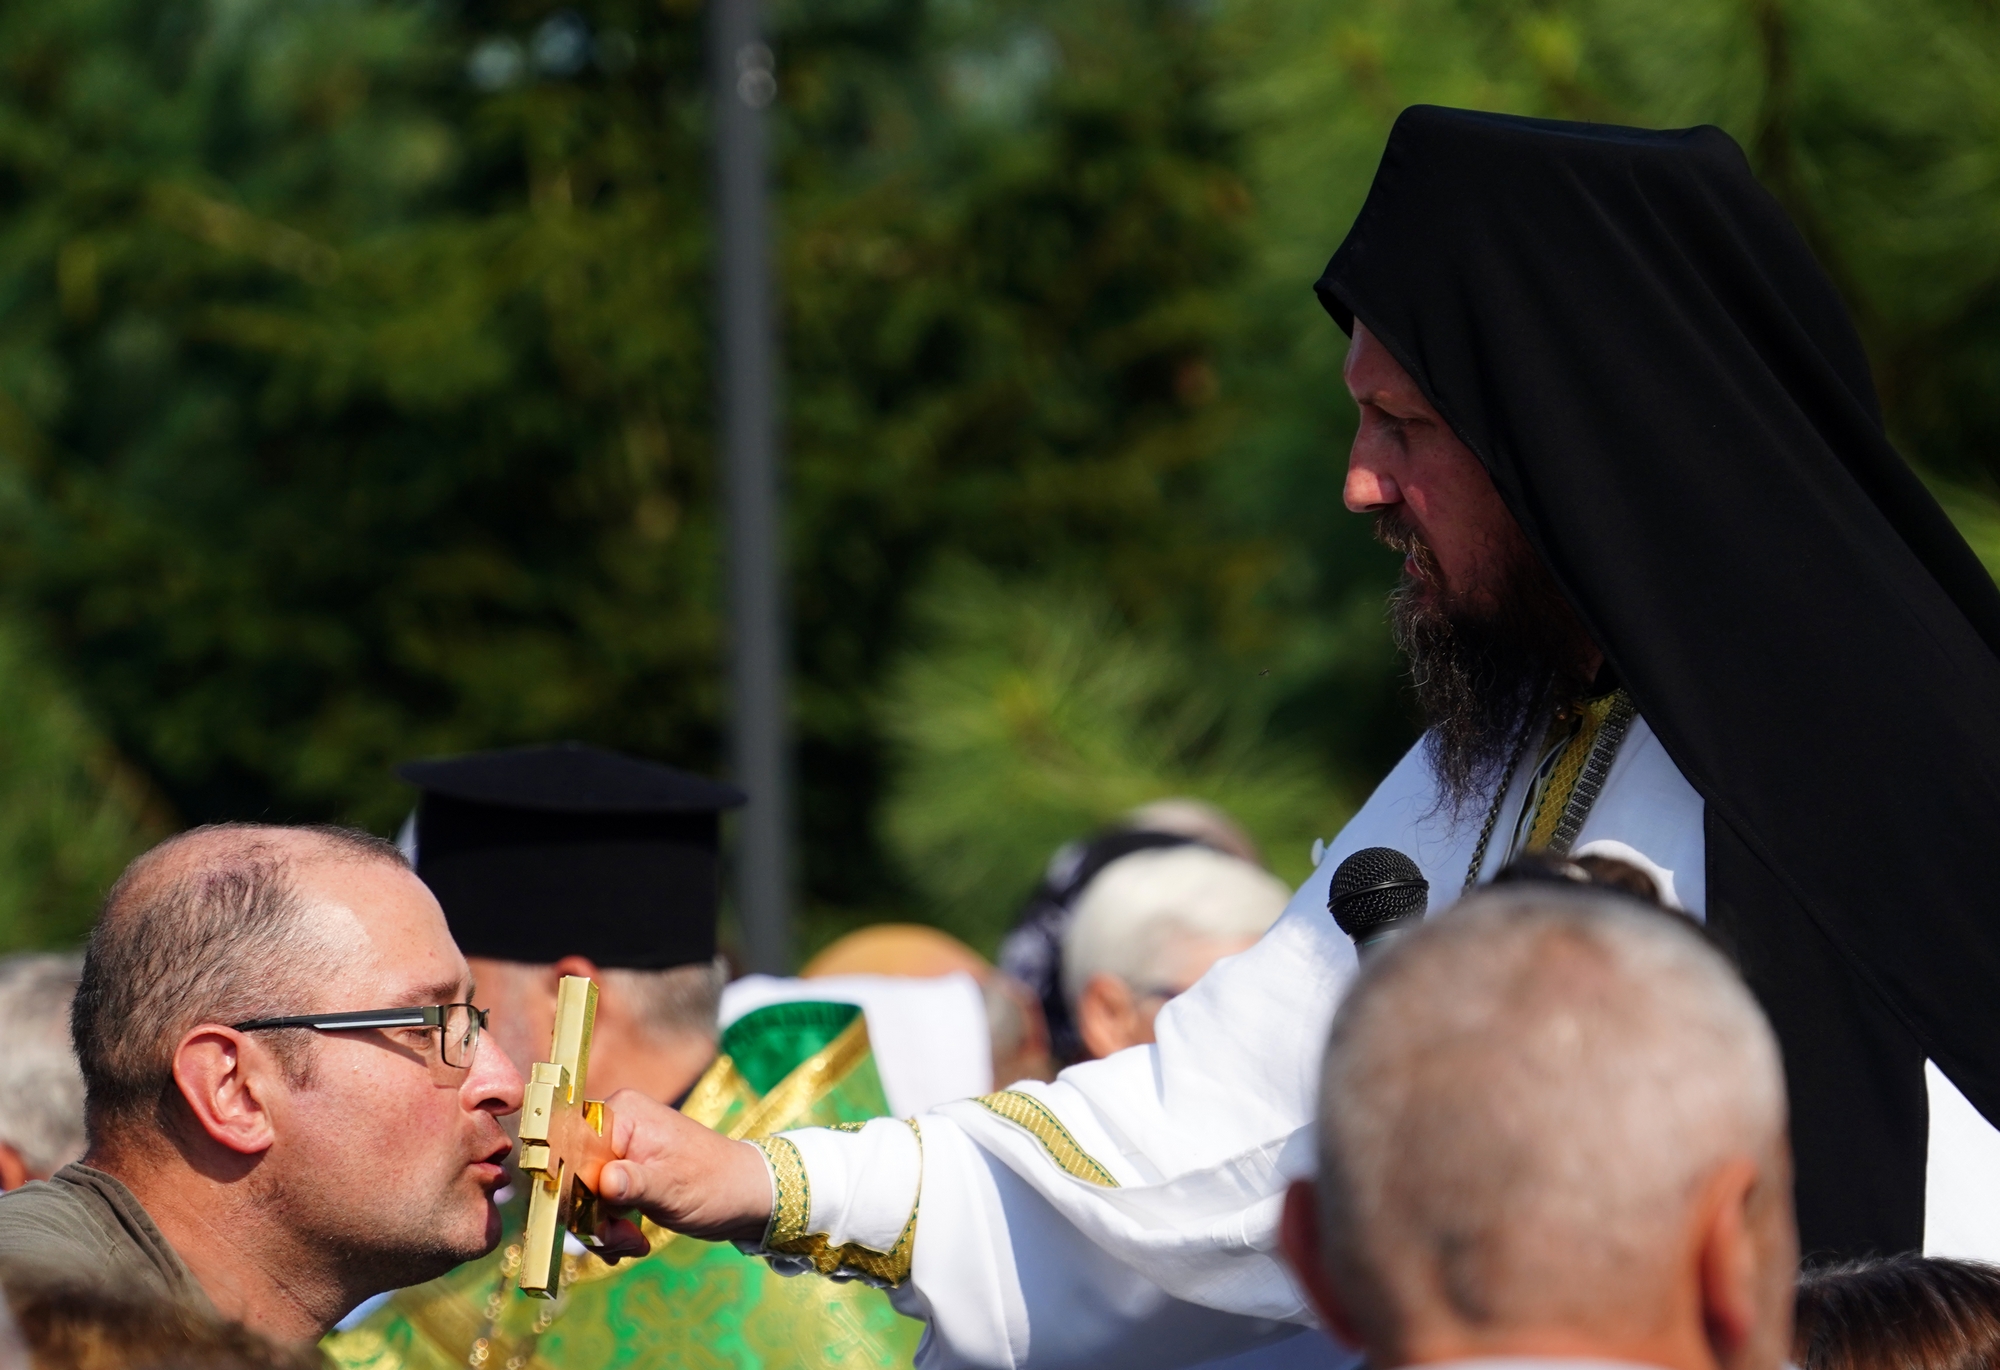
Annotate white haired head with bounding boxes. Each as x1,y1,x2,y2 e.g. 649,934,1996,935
1062,845,1289,1007
0,953,85,1181
1061,845,1288,1060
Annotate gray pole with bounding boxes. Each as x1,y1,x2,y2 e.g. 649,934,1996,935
712,0,790,973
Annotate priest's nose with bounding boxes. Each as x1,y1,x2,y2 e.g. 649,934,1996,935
1344,451,1402,512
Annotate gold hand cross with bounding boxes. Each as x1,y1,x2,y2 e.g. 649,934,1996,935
517,975,616,1298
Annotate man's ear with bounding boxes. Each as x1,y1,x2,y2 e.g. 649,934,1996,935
1693,1156,1765,1365
171,1028,281,1156
1076,972,1141,1060
1279,1179,1364,1348
550,955,609,1027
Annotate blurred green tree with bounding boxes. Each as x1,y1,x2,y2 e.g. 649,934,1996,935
0,618,167,947
780,0,1276,918
878,564,1353,951
0,0,1271,949
6,0,2000,956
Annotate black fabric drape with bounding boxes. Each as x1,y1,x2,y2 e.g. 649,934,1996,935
1315,106,2000,1258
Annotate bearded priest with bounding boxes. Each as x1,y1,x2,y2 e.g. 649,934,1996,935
588,107,2000,1370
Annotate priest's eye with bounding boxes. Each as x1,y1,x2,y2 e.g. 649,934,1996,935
1372,407,1414,440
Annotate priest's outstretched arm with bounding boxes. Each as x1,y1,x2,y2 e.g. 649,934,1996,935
596,887,1347,1370
592,719,1714,1369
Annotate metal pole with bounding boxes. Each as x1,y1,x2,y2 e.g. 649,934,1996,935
712,0,790,973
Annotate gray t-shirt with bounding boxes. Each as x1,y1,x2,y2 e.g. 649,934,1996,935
0,1163,209,1310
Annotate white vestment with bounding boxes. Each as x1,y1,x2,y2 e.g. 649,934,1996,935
762,717,2000,1369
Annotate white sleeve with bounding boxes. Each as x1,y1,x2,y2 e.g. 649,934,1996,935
748,896,1355,1370
788,1117,924,1254
744,725,1705,1370
891,1112,1326,1370
924,897,1346,1322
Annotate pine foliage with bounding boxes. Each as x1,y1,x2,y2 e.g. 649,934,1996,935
3,0,2000,953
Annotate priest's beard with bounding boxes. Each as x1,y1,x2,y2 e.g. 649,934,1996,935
1378,510,1599,814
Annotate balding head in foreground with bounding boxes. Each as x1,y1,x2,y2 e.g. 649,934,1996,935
0,824,525,1343
1280,886,1796,1370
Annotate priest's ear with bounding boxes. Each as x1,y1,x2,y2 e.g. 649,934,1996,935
549,955,604,992
552,956,645,1057
1279,1179,1365,1349
169,1026,283,1158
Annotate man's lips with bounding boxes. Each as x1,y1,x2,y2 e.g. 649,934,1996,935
471,1142,512,1190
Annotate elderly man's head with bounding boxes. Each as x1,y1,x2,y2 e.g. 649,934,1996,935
1062,846,1289,1059
71,823,522,1338
1281,887,1795,1370
0,953,85,1188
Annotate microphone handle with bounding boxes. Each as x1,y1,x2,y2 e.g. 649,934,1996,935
1355,919,1420,961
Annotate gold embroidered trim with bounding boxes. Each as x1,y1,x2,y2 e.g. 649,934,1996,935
972,1091,1119,1187
757,1135,813,1246
732,1016,871,1142
679,1052,758,1130
1465,688,1637,888
1545,690,1637,854
1526,690,1628,850
755,1124,920,1286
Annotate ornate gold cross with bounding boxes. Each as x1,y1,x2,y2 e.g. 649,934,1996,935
517,975,616,1298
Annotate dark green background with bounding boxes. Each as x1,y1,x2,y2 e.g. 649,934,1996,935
1,0,1996,957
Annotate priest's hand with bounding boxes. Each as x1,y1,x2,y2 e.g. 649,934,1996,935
590,1089,773,1249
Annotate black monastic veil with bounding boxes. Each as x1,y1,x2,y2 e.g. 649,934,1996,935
1316,105,2000,1259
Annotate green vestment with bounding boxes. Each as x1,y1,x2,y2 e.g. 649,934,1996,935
324,1002,922,1370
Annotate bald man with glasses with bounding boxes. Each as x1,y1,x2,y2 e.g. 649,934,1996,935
0,824,527,1344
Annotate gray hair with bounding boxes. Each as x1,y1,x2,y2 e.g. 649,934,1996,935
0,953,86,1176
597,958,727,1044
1062,846,1289,1006
71,824,410,1146
1315,886,1786,1353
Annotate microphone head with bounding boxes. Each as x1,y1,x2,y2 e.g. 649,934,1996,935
1328,846,1430,946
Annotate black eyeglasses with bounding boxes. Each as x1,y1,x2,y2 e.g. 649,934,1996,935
231,1003,489,1068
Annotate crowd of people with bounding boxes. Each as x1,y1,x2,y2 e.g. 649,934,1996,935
1,802,1998,1370
5,99,2000,1370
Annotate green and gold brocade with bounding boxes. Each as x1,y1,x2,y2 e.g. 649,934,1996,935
323,1002,922,1370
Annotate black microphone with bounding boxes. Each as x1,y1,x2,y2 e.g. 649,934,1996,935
1328,847,1429,959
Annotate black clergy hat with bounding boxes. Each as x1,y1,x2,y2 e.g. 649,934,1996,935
398,743,746,969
